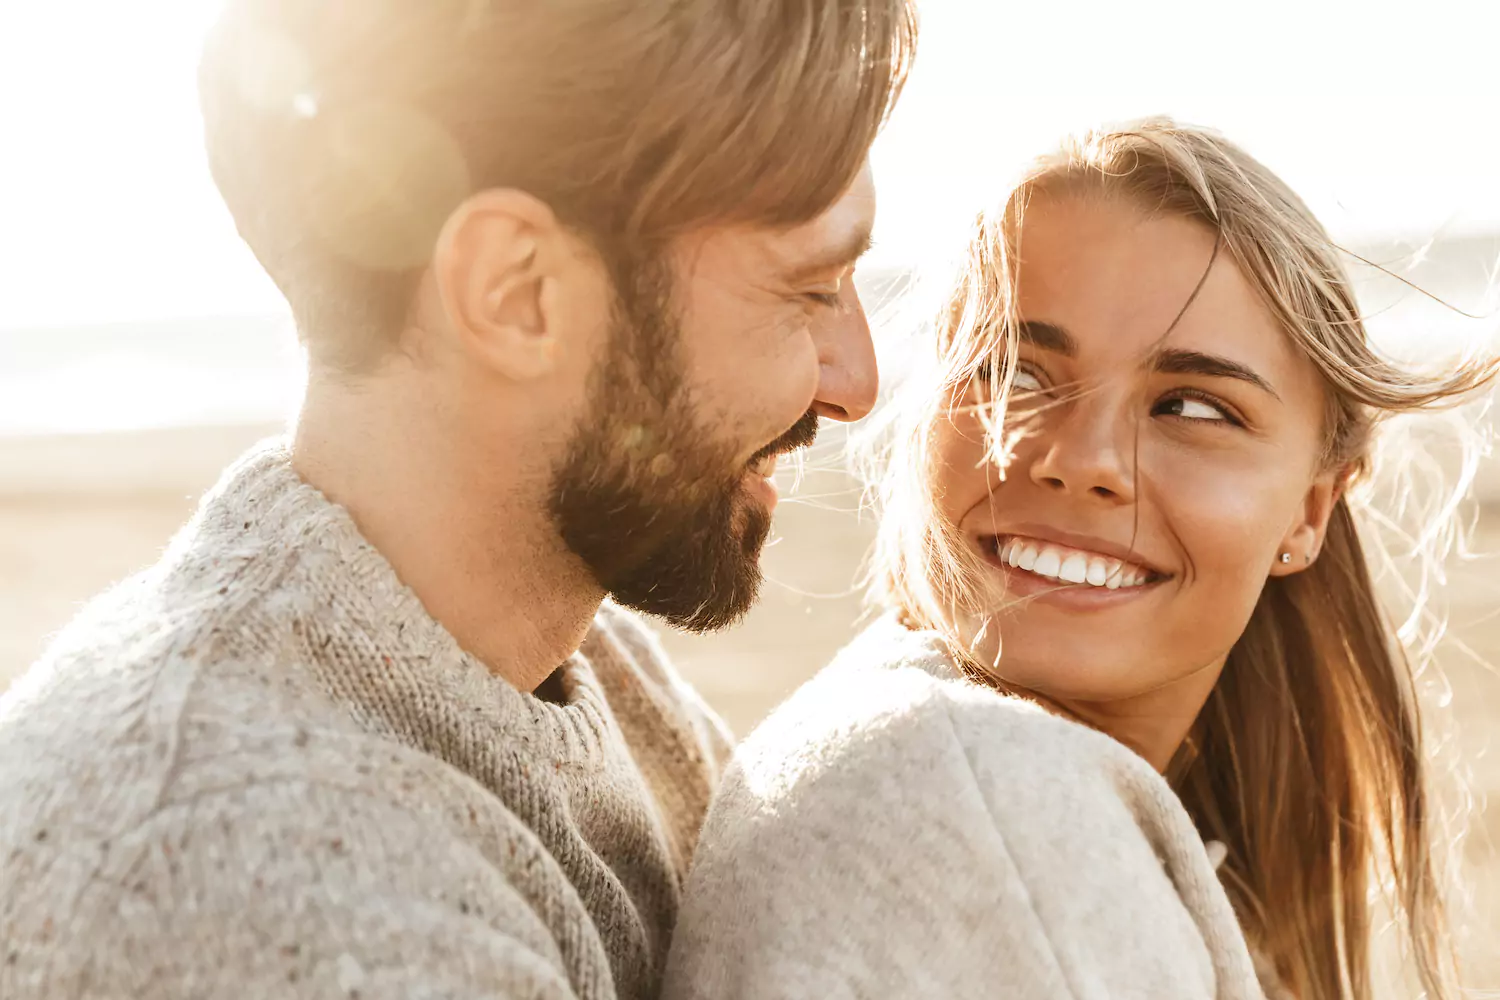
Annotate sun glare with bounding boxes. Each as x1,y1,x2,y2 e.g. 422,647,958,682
0,0,1496,435
0,1,277,331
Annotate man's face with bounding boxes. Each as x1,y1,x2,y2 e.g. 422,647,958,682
552,166,879,632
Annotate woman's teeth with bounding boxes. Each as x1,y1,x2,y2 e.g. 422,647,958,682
995,536,1153,590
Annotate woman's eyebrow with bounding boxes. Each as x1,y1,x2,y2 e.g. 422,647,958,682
1018,320,1281,399
1151,347,1281,399
1016,320,1075,355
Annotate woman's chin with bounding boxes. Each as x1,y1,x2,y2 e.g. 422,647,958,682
960,631,1164,705
1000,667,1147,706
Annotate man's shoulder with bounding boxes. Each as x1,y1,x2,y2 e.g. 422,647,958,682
0,645,594,996
2,588,406,845
0,595,592,995
1,532,506,866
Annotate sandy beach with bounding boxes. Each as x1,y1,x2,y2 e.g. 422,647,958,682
3,423,1497,983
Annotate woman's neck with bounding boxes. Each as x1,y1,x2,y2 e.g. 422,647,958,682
1043,658,1226,773
928,614,1226,774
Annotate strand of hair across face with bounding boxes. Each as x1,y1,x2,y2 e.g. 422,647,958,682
1125,230,1224,567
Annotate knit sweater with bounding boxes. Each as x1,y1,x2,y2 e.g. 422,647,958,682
662,616,1269,1000
0,440,732,1000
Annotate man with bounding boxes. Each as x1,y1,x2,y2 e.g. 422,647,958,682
0,1,915,997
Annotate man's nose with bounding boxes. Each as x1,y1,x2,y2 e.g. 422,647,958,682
809,282,878,422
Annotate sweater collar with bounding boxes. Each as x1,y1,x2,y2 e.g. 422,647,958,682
185,436,620,763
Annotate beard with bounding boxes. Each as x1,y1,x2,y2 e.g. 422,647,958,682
548,256,818,633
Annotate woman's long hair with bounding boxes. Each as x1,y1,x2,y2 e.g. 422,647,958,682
862,118,1499,999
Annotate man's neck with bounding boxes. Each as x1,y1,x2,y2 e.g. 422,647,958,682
291,381,603,694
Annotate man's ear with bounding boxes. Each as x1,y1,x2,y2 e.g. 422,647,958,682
430,189,565,381
1269,466,1348,577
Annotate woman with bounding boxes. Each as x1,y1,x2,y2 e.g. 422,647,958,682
662,120,1498,999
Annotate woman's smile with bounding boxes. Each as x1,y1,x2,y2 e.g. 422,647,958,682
975,528,1170,608
853,117,1500,1000
929,190,1336,704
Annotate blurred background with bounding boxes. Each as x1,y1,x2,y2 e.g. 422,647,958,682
3,0,1499,987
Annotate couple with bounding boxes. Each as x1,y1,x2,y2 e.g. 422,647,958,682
2,2,1495,999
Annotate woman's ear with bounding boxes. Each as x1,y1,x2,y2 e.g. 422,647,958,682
1269,466,1349,577
430,189,564,382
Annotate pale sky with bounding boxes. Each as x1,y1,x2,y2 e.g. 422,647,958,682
2,0,1498,330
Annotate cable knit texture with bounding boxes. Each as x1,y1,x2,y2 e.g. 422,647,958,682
0,439,731,1000
662,616,1270,1000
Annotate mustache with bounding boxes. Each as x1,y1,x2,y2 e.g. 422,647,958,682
747,410,819,467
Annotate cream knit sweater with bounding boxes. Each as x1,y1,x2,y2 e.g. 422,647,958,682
0,440,731,1000
663,616,1271,1000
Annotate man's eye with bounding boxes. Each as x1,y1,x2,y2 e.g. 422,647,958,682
803,291,841,308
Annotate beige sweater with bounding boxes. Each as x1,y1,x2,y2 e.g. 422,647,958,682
0,440,731,1000
663,616,1270,1000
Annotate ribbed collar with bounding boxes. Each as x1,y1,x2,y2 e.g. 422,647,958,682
182,436,622,769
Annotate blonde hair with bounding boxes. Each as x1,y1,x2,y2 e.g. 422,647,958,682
864,118,1499,999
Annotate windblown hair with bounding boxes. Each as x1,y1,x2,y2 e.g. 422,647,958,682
200,0,917,370
865,118,1499,999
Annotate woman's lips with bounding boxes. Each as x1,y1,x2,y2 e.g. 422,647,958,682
987,533,1162,590
976,533,1169,606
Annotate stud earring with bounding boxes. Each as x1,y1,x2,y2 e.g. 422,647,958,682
1279,552,1292,564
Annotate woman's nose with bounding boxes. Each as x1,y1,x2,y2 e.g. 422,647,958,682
808,282,878,423
1025,390,1137,504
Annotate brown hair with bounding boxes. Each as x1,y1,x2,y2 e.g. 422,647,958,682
865,118,1499,998
200,0,917,369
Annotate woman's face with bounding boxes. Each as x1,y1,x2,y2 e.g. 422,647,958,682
934,192,1340,707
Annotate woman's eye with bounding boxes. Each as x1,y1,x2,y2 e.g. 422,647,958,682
1012,369,1044,393
1156,394,1229,422
803,291,841,309
973,362,1044,394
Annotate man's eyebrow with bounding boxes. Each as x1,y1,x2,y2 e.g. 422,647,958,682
1151,348,1281,399
783,221,876,283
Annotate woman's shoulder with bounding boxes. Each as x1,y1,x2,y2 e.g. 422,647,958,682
668,620,1248,999
730,616,1156,814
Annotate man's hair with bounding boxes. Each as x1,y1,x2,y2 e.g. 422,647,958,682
200,0,917,369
